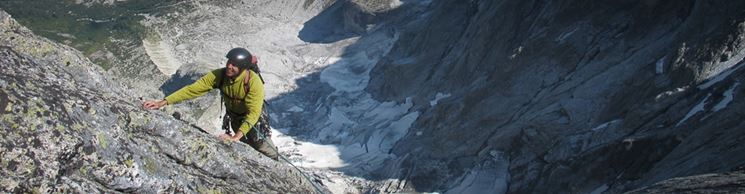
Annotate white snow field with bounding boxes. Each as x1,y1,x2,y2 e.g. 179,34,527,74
142,1,434,193
143,34,182,76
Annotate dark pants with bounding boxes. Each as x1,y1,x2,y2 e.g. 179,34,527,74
223,112,279,161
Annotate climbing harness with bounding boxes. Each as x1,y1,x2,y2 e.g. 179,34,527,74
212,56,327,193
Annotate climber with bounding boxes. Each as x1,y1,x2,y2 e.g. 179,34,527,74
142,47,279,160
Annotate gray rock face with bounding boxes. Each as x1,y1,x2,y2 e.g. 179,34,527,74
628,169,745,193
0,10,320,193
364,0,745,193
4,0,745,193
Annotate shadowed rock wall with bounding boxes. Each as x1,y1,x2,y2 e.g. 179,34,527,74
366,0,745,193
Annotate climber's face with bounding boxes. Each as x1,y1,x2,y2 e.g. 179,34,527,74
225,61,241,78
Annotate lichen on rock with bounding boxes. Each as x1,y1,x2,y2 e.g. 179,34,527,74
0,9,322,193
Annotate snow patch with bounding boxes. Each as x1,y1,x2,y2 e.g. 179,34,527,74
320,52,375,92
318,107,356,140
591,119,621,132
273,96,420,180
589,184,609,194
366,111,419,154
698,58,745,90
392,56,416,65
390,0,404,8
143,37,182,76
272,128,346,169
314,56,342,68
288,106,304,112
339,143,367,159
655,57,665,74
676,94,711,127
655,87,687,101
320,172,362,194
713,82,740,112
320,30,397,92
364,98,415,126
556,27,579,42
445,152,509,194
430,92,452,106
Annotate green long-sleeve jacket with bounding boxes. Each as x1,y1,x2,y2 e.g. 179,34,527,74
165,68,264,136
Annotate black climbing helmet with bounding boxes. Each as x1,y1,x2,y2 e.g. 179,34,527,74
225,47,253,69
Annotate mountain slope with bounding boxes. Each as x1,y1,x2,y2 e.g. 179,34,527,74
363,0,745,193
4,0,745,193
0,10,320,193
135,0,745,193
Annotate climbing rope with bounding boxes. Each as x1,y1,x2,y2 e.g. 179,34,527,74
171,114,327,193
253,99,327,193
251,125,329,194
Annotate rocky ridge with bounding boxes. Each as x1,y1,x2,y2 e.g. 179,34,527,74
628,168,745,193
0,10,320,193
